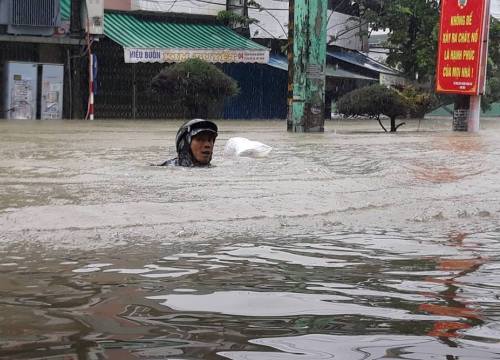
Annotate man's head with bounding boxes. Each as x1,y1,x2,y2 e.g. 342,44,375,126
190,130,217,165
175,119,218,167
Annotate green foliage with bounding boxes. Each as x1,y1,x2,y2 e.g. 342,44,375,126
337,84,410,132
488,17,500,69
217,11,240,26
399,85,439,118
483,17,500,111
482,77,500,112
357,1,499,113
217,10,258,28
355,0,440,82
151,58,239,118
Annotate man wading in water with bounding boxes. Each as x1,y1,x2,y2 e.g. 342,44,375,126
159,119,218,167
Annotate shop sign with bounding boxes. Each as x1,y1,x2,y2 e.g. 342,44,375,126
436,0,488,95
124,48,269,64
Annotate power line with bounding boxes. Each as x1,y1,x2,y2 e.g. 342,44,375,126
135,0,360,13
135,0,290,11
134,0,365,41
166,0,178,12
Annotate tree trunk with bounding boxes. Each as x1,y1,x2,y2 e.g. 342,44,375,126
390,116,396,132
377,116,388,132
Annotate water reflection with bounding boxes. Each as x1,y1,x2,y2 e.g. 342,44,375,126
219,334,500,360
150,290,456,322
1,227,500,359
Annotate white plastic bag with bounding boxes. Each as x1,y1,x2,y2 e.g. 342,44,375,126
224,137,272,158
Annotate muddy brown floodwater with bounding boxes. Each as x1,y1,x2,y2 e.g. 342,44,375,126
0,118,499,360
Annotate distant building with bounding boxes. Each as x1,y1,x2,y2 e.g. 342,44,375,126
0,0,83,119
367,33,389,64
0,0,405,120
131,0,225,16
243,1,403,117
247,0,365,51
86,0,284,119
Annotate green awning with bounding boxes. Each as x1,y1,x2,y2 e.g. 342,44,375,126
60,0,70,21
104,12,269,64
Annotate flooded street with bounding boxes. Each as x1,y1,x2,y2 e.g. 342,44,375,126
1,119,500,359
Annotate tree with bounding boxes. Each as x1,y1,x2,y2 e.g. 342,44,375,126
482,17,500,112
216,10,258,30
399,84,439,118
151,59,239,119
355,1,499,112
337,84,410,132
354,0,440,82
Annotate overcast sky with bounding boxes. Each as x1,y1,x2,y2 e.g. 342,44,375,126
493,0,500,20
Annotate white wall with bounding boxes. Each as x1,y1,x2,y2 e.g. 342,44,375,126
248,0,363,50
131,0,226,16
248,0,289,39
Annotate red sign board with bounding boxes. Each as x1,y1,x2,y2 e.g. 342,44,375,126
436,0,488,95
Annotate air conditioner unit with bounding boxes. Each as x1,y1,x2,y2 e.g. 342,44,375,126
82,0,104,35
5,0,60,36
0,0,9,25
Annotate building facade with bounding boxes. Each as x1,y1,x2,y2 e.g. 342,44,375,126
0,0,84,119
1,0,404,120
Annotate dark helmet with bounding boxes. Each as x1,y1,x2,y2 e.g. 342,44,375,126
175,119,218,154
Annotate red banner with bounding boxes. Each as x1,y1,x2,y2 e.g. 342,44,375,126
436,0,488,95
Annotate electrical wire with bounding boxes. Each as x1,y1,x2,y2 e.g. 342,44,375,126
249,6,287,37
136,0,290,11
251,21,280,39
166,0,178,12
133,0,372,45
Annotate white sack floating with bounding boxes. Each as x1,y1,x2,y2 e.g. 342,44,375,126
224,137,273,158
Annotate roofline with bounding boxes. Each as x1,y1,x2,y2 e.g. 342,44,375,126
327,49,404,76
0,34,82,45
105,9,220,23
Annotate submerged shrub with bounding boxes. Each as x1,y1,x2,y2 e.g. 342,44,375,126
337,84,410,132
151,58,239,118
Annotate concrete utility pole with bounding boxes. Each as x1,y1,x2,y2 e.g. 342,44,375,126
445,0,492,132
467,0,492,132
288,0,328,133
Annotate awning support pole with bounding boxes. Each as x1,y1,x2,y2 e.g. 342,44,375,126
132,64,137,120
89,48,94,121
85,19,95,121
